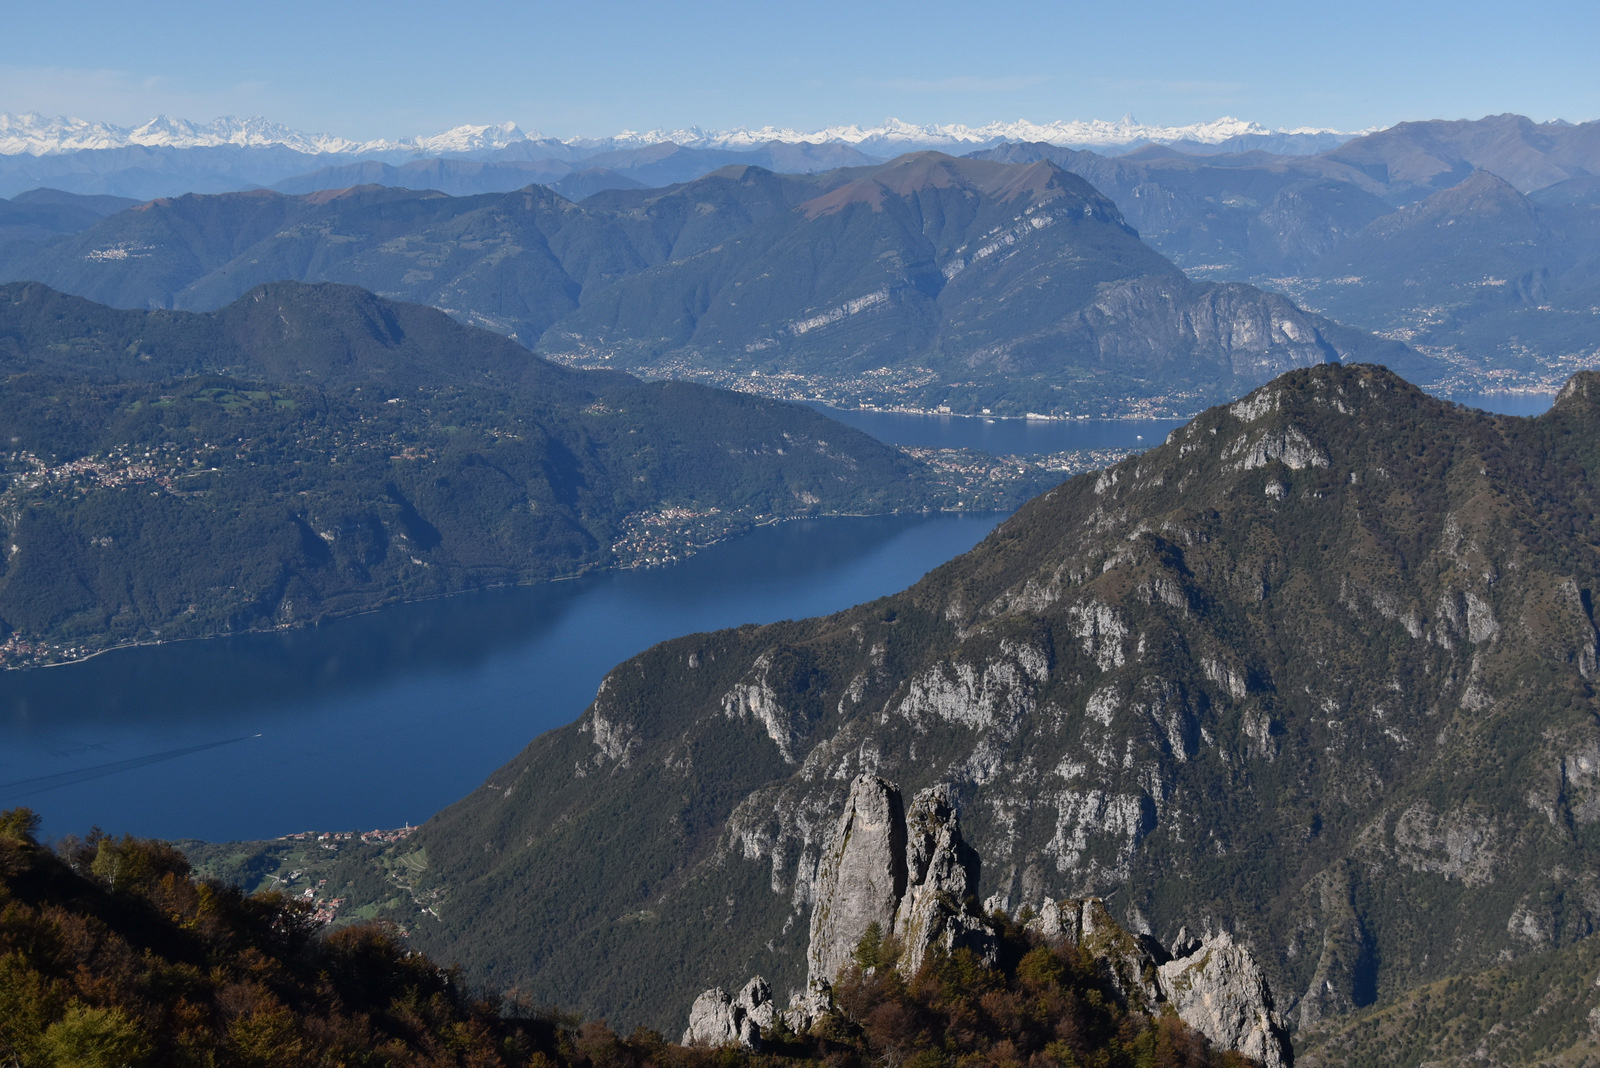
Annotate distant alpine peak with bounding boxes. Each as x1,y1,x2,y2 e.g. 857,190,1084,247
605,115,1345,151
0,110,1353,158
0,112,368,155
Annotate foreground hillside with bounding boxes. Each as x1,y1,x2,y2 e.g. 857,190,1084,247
0,153,1418,415
245,364,1600,1056
0,808,1250,1068
0,281,1038,667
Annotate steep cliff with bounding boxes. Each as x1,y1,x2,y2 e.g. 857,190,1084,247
807,774,995,984
382,364,1600,1053
691,775,1290,1065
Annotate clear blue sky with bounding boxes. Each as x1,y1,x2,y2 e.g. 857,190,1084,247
3,0,1596,139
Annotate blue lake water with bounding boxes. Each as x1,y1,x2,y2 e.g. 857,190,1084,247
810,388,1553,452
0,385,1560,844
807,405,1186,453
0,513,1005,842
1442,392,1558,417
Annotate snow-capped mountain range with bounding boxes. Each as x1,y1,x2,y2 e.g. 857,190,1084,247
594,115,1348,151
0,111,1355,158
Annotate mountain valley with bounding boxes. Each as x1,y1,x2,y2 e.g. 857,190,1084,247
185,363,1600,1065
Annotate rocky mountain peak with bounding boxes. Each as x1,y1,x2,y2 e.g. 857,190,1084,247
806,774,995,984
1029,900,1292,1067
1554,369,1600,413
383,361,1600,1051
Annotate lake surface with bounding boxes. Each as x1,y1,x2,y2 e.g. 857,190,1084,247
0,514,1005,842
0,385,1561,845
1443,392,1557,417
810,388,1554,453
807,405,1186,453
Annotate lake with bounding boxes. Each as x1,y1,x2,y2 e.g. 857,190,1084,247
0,514,1006,842
807,405,1187,453
809,388,1553,452
0,386,1560,843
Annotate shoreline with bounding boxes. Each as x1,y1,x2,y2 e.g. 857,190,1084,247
2,506,1008,674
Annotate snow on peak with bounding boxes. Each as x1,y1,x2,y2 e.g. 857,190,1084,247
0,113,366,155
570,115,1351,152
0,112,1356,158
408,121,535,154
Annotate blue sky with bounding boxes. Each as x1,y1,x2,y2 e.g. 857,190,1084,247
4,0,1596,139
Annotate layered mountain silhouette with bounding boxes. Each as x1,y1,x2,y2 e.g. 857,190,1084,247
977,116,1600,386
0,153,1419,415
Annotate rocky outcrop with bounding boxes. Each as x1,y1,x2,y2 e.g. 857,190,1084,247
892,785,996,977
685,783,1290,1064
681,976,777,1048
781,978,833,1035
687,775,997,1049
1158,933,1293,1068
806,774,908,984
808,774,997,984
1028,897,1166,1010
1030,899,1292,1068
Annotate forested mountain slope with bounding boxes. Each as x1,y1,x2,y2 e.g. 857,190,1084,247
324,364,1600,1052
0,281,1004,666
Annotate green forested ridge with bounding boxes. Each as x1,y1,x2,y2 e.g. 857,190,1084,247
0,188,138,248
0,154,1418,415
0,807,1248,1068
195,363,1600,1057
0,281,1043,666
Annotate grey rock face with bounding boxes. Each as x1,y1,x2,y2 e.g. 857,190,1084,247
806,774,907,985
894,785,998,977
681,976,776,1048
689,777,997,1046
807,774,996,984
780,978,833,1034
1158,933,1293,1068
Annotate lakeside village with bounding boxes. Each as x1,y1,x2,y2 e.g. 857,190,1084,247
607,445,1137,569
549,351,1218,420
0,437,1135,663
265,826,418,926
0,409,1133,664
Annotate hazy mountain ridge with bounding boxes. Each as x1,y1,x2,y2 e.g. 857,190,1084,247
0,111,1353,158
221,364,1600,1062
0,110,1354,201
975,115,1600,392
268,142,886,200
0,153,1421,417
